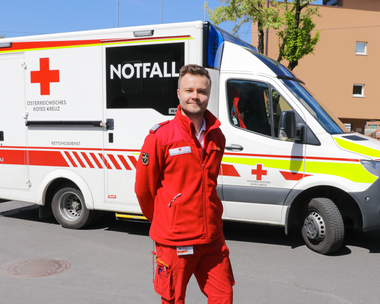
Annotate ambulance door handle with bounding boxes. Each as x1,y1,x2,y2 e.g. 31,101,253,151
225,144,243,151
106,119,114,130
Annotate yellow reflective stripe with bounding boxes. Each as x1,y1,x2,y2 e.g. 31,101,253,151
305,161,375,183
102,37,193,47
0,43,102,53
223,157,304,172
222,156,376,183
0,37,192,54
115,213,147,220
334,137,380,158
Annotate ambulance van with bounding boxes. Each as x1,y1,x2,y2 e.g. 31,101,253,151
1,21,380,254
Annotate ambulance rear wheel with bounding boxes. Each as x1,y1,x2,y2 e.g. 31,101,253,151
301,198,344,255
52,187,95,229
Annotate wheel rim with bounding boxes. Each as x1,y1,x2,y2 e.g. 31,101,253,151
304,211,326,242
58,191,82,222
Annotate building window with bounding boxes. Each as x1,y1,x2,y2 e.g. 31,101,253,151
355,42,367,55
353,84,364,97
344,123,352,131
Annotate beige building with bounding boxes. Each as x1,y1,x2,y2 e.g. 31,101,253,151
252,0,380,134
365,120,380,140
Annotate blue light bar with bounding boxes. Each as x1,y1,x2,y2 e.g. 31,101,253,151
206,23,256,69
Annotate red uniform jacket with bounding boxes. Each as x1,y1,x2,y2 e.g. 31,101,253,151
135,106,226,246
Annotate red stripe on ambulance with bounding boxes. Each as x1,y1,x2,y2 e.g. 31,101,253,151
108,154,122,170
81,152,95,169
99,153,112,169
220,164,240,177
118,155,132,170
0,147,139,170
280,171,312,181
128,155,138,168
72,151,86,168
0,149,26,165
64,151,77,167
90,153,103,168
29,150,69,167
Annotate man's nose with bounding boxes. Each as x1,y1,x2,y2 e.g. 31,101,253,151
191,91,199,99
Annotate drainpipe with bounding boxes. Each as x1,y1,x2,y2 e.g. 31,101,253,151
265,0,269,56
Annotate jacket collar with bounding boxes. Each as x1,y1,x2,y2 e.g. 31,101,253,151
174,105,221,137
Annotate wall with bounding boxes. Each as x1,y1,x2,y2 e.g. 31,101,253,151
252,1,380,133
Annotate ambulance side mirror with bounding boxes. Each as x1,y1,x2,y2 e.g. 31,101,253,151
278,111,304,143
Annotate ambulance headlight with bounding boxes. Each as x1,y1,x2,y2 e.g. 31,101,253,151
361,160,380,177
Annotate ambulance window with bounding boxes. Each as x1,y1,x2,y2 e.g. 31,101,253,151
271,88,294,138
227,80,294,138
227,80,271,136
105,43,184,115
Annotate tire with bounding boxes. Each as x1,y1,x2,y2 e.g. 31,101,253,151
301,198,344,255
52,187,95,229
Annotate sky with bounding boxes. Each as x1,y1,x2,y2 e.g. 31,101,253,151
0,0,323,45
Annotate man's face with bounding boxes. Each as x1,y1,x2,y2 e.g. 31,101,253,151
177,73,210,118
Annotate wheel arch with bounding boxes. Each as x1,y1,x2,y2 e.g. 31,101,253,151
285,185,363,233
37,169,94,211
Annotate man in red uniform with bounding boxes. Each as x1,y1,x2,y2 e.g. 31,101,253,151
135,64,234,303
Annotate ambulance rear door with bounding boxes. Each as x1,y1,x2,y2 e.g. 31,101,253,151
0,53,29,190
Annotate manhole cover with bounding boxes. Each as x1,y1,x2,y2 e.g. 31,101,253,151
3,258,71,278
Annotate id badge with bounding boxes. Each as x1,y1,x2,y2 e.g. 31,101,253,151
177,246,194,256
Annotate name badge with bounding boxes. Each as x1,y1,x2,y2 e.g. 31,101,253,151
169,146,191,156
177,246,194,256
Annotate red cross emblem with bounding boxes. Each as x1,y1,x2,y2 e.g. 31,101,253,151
251,164,267,181
31,58,60,95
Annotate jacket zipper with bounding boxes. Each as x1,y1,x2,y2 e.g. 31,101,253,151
201,162,208,243
197,134,209,243
168,193,181,207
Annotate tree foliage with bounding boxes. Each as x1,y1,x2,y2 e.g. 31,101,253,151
277,0,320,70
207,0,320,70
206,0,282,54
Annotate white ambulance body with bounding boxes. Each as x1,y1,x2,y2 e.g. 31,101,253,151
1,21,380,254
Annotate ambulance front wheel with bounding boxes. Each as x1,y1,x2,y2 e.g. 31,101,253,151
52,187,95,229
301,198,344,255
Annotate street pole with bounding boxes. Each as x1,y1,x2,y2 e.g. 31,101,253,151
117,0,119,27
204,0,206,22
265,0,269,55
161,0,163,24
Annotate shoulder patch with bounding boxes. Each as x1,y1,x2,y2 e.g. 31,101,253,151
142,152,149,165
149,120,171,133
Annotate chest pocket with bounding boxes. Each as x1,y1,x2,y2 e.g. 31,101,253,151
168,146,191,156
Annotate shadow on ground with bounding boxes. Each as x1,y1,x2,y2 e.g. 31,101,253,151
2,204,380,254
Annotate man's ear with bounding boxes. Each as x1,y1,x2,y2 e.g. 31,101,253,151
177,89,180,100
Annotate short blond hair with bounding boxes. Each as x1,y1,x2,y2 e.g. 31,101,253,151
178,64,211,88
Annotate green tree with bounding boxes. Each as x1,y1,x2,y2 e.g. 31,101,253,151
277,0,320,70
207,0,320,71
206,0,282,54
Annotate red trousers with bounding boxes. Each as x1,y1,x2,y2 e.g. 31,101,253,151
154,236,235,304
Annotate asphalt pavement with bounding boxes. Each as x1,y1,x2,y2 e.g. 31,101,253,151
2,201,380,303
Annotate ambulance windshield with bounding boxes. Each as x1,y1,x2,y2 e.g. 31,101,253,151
248,49,348,134
281,79,349,134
